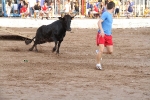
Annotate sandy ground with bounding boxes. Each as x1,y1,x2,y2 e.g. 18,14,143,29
0,27,150,100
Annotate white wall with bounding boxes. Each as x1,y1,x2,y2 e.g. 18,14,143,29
0,18,150,28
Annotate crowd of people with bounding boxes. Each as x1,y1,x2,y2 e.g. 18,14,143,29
87,0,150,19
5,0,80,19
5,0,54,19
4,0,150,19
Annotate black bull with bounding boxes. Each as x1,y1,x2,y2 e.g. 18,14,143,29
25,15,74,54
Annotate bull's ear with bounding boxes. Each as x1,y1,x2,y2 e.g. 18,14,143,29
58,17,62,20
58,17,65,20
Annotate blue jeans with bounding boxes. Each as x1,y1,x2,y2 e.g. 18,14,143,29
30,7,34,16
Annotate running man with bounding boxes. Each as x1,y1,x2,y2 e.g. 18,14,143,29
96,1,115,70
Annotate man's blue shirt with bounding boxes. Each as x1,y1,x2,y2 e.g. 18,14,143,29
98,11,113,35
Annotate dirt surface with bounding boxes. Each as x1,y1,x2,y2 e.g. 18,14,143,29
0,27,150,100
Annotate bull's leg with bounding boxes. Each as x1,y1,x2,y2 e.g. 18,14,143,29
56,41,62,54
29,41,38,51
52,41,57,52
29,43,36,51
35,45,38,52
51,33,58,53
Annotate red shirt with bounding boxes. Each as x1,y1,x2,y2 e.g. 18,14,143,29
42,5,48,11
20,6,27,13
94,6,99,12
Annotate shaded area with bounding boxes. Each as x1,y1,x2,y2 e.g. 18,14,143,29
0,35,28,41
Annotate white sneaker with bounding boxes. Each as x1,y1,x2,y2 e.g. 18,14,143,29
96,64,102,70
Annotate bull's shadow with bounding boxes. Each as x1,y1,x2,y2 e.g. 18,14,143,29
25,15,74,54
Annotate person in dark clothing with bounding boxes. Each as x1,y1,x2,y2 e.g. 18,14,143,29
18,0,28,14
74,2,79,15
18,0,23,14
126,1,133,19
34,1,41,19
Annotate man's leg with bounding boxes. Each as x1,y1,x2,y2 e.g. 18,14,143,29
104,45,113,54
34,11,36,18
96,44,105,70
46,12,49,19
97,44,104,64
30,7,34,16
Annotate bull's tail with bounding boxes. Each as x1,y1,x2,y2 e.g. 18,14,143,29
25,37,35,45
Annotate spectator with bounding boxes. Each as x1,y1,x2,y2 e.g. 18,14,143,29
74,2,79,15
70,0,74,12
13,1,18,14
99,2,107,15
88,3,93,17
41,1,49,20
18,0,25,14
90,3,99,18
20,4,30,18
126,0,134,19
49,2,54,18
114,0,121,18
28,0,36,17
64,1,71,14
143,7,150,17
6,1,12,17
34,1,41,19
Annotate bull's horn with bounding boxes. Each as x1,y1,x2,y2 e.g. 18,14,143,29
70,13,77,17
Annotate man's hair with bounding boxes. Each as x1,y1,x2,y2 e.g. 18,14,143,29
107,1,115,10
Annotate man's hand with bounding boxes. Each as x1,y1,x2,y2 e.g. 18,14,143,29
98,19,104,37
100,30,105,37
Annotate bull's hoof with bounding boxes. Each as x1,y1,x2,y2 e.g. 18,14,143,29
52,48,56,52
35,49,38,52
56,52,59,56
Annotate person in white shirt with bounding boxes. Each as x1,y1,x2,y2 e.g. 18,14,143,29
28,0,36,16
13,1,18,14
64,1,71,14
6,1,12,17
49,2,54,18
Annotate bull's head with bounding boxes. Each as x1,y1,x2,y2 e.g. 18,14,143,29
59,15,74,31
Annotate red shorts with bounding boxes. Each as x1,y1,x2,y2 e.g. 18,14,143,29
96,33,113,46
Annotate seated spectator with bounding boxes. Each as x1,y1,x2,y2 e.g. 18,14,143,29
40,1,49,20
126,1,134,19
28,0,36,17
143,7,150,17
34,1,41,19
6,1,12,17
73,2,79,15
20,4,30,18
90,3,99,18
13,1,18,14
18,0,27,14
49,2,54,18
88,3,93,17
99,2,107,15
64,1,71,15
114,0,121,18
18,0,23,14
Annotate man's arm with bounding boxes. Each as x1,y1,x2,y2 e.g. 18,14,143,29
97,19,104,37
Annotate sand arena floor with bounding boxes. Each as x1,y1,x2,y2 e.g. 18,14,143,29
0,27,150,100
